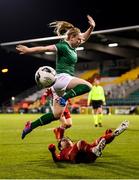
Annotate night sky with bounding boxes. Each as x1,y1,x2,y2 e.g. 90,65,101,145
0,0,138,104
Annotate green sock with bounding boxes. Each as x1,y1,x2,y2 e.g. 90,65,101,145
63,84,91,100
93,114,98,125
31,113,55,130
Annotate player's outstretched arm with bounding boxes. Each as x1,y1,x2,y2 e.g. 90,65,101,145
48,144,61,162
16,44,56,54
81,15,96,43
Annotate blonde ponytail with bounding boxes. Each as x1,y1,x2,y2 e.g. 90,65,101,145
49,21,74,36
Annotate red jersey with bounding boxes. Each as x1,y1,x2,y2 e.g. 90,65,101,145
59,141,96,163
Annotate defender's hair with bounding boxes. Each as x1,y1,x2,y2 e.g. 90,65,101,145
58,137,73,151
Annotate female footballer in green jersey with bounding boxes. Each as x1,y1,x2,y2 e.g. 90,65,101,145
16,15,96,139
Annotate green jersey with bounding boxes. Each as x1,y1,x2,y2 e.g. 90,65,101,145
88,85,105,104
55,40,77,76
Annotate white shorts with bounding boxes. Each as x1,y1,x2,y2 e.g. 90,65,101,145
53,73,74,97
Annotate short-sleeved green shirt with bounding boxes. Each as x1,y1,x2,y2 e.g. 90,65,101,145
55,40,78,76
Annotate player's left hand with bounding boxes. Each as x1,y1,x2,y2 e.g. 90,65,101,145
87,15,96,28
48,144,56,152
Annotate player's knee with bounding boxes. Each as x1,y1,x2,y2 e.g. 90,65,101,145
54,112,62,119
62,122,72,129
53,107,64,119
105,134,115,144
88,82,92,90
77,140,87,150
65,124,72,129
105,129,113,135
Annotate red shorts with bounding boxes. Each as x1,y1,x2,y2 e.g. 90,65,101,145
68,141,97,163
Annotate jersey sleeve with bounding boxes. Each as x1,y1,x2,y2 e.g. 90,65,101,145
55,42,65,54
48,144,61,162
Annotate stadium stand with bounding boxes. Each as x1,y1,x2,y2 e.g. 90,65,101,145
1,66,139,114
78,69,99,81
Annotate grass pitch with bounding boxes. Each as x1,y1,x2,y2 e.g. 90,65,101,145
0,114,139,179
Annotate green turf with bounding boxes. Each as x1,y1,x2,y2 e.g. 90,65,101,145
0,114,139,179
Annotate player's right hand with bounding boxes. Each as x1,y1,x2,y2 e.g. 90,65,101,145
48,144,56,152
16,45,29,54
